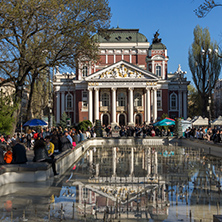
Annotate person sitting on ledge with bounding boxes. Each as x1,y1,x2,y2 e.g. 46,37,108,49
4,145,13,164
11,139,27,164
33,139,58,176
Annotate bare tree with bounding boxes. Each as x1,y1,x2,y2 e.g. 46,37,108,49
0,0,110,124
194,0,222,17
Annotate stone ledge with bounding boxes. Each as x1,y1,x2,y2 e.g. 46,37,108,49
0,137,169,186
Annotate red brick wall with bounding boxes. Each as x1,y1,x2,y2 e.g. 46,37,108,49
158,89,168,118
116,55,122,63
124,55,130,63
99,55,106,65
137,55,146,66
108,55,114,64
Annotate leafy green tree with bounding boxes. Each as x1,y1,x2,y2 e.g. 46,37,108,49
188,25,221,117
187,84,202,118
0,92,18,135
77,120,92,132
161,113,169,120
195,0,222,18
60,112,68,130
0,0,111,125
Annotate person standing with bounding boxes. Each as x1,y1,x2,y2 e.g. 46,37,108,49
45,136,55,157
33,139,58,176
26,129,32,150
60,132,72,152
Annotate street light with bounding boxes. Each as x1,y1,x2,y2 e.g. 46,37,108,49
18,84,26,134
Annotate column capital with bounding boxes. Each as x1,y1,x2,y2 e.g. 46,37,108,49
146,87,151,91
94,87,99,91
129,87,134,91
111,87,117,91
88,88,93,91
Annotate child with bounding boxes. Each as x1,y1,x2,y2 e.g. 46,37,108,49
4,146,13,164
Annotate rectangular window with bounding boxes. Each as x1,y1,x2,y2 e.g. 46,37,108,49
157,100,161,108
157,90,162,109
82,91,88,109
82,101,87,108
82,91,87,101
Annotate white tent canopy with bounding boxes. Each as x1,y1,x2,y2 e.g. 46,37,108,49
192,116,208,127
211,116,222,126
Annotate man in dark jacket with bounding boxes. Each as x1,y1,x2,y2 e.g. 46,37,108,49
59,133,72,152
11,139,27,164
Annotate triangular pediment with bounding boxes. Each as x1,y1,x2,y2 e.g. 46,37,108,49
85,60,159,81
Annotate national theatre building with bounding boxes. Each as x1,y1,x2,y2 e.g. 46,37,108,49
53,28,189,126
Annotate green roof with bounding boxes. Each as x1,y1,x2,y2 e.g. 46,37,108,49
149,42,166,50
94,28,148,43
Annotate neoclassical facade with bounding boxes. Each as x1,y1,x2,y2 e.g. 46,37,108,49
53,28,189,126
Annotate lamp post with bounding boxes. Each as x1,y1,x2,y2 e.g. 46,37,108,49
48,68,53,130
18,84,25,134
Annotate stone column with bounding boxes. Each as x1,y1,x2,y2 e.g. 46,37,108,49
147,147,151,176
130,147,134,175
111,88,117,124
179,90,182,117
112,147,117,176
146,87,151,124
56,92,60,123
88,88,93,123
61,92,65,115
154,151,158,177
94,88,99,120
96,163,99,176
153,88,157,122
128,88,134,125
183,91,187,119
151,89,153,121
89,149,93,165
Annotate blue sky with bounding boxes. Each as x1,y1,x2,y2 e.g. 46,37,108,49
109,0,222,83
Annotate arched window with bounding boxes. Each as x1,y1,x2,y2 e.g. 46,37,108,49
117,92,126,106
82,65,88,77
66,94,73,110
156,65,161,77
102,93,109,106
134,93,142,106
170,93,177,110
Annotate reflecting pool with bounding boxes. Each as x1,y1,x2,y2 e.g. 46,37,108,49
0,145,222,221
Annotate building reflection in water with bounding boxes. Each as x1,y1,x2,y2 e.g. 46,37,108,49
48,146,222,221
0,145,221,221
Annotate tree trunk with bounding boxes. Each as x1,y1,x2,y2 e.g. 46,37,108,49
25,73,38,122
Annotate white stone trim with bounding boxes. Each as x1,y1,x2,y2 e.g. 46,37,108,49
170,92,178,111
65,93,73,111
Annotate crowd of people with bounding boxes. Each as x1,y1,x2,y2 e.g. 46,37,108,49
184,126,222,143
103,124,174,138
0,126,100,173
6,123,220,169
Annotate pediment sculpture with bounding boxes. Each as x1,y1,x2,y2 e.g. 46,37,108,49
93,64,145,80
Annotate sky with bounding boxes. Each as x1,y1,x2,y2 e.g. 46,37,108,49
108,0,222,83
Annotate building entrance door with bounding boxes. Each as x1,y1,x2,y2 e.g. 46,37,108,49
103,114,109,126
136,114,142,125
119,114,126,126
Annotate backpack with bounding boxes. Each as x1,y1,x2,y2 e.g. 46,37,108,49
27,134,31,140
